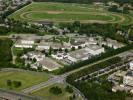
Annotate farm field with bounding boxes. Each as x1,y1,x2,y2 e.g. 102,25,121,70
0,70,51,91
9,2,133,25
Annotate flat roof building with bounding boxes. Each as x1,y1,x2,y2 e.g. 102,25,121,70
39,57,62,71
86,44,105,55
123,71,133,87
67,49,92,62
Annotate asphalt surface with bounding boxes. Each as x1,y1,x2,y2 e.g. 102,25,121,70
0,89,41,100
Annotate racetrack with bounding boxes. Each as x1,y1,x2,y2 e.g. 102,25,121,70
8,2,133,25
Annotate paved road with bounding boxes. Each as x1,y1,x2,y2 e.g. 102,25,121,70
11,45,17,64
22,76,65,93
0,88,41,100
66,83,87,100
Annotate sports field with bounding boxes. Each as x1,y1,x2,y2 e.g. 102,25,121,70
0,70,51,91
9,2,133,25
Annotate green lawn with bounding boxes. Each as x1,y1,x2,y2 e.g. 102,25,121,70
31,83,73,100
13,47,24,56
52,36,70,43
8,2,133,25
0,70,51,91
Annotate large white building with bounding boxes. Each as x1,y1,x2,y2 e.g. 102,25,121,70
85,44,105,55
21,39,34,44
14,40,34,48
66,44,104,63
71,41,86,49
36,41,71,50
105,38,124,49
14,34,37,48
67,49,92,63
22,51,45,62
39,57,62,71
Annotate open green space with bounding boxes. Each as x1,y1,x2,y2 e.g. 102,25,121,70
9,2,133,25
0,70,51,91
52,36,70,43
31,83,73,100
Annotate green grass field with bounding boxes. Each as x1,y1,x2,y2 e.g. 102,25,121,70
31,83,73,100
9,2,133,25
0,70,51,91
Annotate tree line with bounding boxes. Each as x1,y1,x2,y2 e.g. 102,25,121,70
0,39,16,68
0,19,39,35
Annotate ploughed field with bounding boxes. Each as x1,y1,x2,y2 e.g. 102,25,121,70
9,2,133,25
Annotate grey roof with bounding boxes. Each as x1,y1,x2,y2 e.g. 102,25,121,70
71,41,85,46
87,44,103,51
39,57,61,70
69,49,92,60
10,34,54,41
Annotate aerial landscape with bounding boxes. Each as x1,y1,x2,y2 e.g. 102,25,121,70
0,0,133,100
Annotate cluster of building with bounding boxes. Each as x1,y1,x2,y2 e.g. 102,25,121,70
11,34,125,71
110,61,133,93
51,44,105,64
12,0,31,6
0,0,6,14
21,51,62,71
12,34,124,50
0,0,31,14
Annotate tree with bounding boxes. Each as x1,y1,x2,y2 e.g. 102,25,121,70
78,46,82,49
37,66,43,71
71,47,75,51
48,47,53,55
7,80,12,87
49,86,62,95
69,94,76,100
59,48,62,52
26,63,31,69
65,48,68,53
13,81,22,88
33,58,37,62
65,85,73,93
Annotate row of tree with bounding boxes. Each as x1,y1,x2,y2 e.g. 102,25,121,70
7,80,22,88
0,19,39,35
